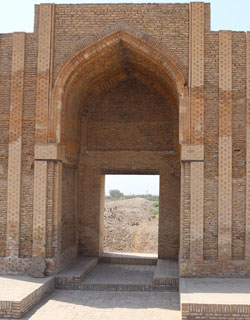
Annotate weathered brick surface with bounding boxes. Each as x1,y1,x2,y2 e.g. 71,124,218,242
0,2,250,283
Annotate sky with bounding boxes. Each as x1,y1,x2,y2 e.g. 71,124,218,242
1,0,250,33
1,0,249,195
105,175,160,195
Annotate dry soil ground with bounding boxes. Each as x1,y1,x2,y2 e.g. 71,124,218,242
104,198,158,253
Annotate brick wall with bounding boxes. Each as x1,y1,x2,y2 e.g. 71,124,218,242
61,166,77,253
79,151,179,258
77,74,179,257
0,2,250,277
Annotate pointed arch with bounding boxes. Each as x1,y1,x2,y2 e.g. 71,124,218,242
49,27,189,146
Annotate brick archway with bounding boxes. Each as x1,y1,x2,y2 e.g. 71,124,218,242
37,28,191,271
49,28,189,147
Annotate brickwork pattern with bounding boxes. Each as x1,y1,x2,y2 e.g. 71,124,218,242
232,32,246,260
186,2,205,265
190,162,204,261
80,151,179,258
204,32,219,261
6,33,25,259
61,166,76,253
1,2,250,280
20,33,37,258
46,161,55,258
218,30,233,261
32,161,47,257
189,2,205,145
35,4,54,145
180,162,191,260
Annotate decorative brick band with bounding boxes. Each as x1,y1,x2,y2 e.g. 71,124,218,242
218,30,232,261
6,33,25,258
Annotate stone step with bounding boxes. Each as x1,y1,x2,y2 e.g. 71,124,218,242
55,256,98,288
57,262,178,292
99,252,157,265
0,275,55,319
153,259,179,288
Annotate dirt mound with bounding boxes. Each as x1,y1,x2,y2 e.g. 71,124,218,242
104,198,158,253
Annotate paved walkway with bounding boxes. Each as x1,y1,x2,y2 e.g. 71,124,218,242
21,290,181,320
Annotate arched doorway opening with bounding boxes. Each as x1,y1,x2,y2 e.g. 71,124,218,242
50,30,188,269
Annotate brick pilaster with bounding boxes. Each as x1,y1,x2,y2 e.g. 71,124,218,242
218,30,232,261
188,2,205,261
6,33,25,257
33,4,55,257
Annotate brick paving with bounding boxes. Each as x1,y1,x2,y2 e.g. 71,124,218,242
20,290,181,320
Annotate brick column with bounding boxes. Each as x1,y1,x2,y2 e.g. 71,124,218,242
6,33,25,258
246,32,250,260
33,4,55,257
218,31,232,261
186,2,205,261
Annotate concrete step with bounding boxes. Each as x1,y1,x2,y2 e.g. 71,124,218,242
55,256,98,288
0,275,55,319
99,252,157,265
153,259,179,289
